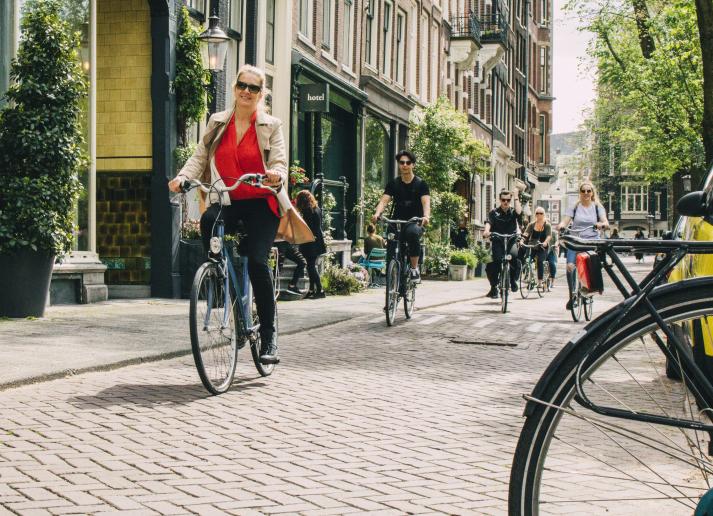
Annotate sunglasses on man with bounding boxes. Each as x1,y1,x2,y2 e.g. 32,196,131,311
398,160,412,165
236,81,262,94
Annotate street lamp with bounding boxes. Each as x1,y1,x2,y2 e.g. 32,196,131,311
198,14,230,114
682,174,692,193
647,213,655,237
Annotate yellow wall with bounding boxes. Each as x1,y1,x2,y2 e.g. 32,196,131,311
96,0,152,172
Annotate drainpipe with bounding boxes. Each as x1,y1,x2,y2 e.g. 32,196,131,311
523,0,530,188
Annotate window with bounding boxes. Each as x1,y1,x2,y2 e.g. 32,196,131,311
265,0,275,64
343,0,354,68
383,1,393,77
621,185,649,213
539,114,546,163
322,0,335,51
188,0,206,15
395,10,405,84
419,12,427,97
539,46,548,93
430,22,438,100
540,0,549,24
229,0,242,33
365,0,376,66
299,0,312,39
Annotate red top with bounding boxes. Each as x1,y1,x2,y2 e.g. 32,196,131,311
214,112,278,216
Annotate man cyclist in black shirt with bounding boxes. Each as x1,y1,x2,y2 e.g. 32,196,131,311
372,150,431,282
483,188,523,298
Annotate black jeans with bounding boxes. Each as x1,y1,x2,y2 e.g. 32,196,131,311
200,199,279,338
304,254,322,293
276,241,306,286
387,222,424,261
486,238,521,288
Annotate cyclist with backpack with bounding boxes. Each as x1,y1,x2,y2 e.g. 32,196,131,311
557,180,609,310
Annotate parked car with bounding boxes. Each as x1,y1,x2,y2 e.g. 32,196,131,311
667,164,713,379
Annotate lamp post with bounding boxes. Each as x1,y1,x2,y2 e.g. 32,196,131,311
647,213,655,237
682,174,692,193
198,14,229,115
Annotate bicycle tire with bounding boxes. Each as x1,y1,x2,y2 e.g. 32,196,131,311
583,295,594,321
569,276,582,322
501,263,510,313
520,262,531,299
403,275,416,319
190,262,238,395
385,259,399,326
509,278,713,515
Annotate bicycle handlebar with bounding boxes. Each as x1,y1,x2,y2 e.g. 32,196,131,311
379,216,424,225
181,174,279,195
489,232,520,239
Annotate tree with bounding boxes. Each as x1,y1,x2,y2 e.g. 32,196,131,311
695,0,713,169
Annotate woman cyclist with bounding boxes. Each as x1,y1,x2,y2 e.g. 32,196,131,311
557,180,609,310
167,64,287,365
521,207,552,290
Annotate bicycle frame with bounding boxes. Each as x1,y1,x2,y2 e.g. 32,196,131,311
564,236,713,433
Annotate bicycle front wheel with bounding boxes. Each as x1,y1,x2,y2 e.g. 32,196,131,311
501,263,510,313
520,263,531,299
190,262,238,395
403,275,416,319
250,297,276,377
509,278,713,515
385,259,400,326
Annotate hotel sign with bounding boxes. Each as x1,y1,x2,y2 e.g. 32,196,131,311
299,83,330,113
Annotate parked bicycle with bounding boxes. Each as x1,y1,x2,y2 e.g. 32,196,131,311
509,188,713,514
489,232,520,313
181,175,279,395
380,216,423,326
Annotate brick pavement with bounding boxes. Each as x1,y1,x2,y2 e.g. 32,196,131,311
2,257,694,515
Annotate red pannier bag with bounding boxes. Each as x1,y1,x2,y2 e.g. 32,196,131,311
576,251,604,295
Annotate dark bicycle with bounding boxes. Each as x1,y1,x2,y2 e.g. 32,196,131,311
181,174,279,394
561,225,599,322
509,188,713,514
489,232,520,313
380,216,423,326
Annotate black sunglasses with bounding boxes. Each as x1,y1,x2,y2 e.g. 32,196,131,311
500,198,512,202
236,80,262,94
398,160,412,165
580,189,593,193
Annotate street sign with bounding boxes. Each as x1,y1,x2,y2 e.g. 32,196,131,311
299,83,330,113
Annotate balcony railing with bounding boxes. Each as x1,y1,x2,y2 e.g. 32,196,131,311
480,12,508,47
450,12,481,46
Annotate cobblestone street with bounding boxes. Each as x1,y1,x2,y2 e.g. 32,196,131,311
1,259,682,515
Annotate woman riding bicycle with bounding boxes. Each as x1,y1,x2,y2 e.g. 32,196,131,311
521,207,552,290
557,180,609,310
167,64,286,365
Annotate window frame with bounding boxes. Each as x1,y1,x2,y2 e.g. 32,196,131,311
265,0,275,64
343,0,355,70
621,184,649,213
383,0,393,77
322,0,335,51
299,0,313,40
228,0,243,35
539,113,546,164
395,9,406,85
365,0,376,66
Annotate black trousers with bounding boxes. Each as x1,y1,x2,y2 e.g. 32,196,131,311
387,222,424,260
486,238,521,288
200,199,279,338
519,246,548,280
276,241,306,286
304,254,322,293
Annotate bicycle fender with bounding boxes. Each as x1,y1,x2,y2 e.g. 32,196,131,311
522,276,713,418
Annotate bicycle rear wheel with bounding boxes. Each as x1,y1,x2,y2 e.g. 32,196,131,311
500,263,510,313
569,276,582,322
250,298,276,377
509,278,713,515
190,262,238,395
385,259,400,326
584,295,594,321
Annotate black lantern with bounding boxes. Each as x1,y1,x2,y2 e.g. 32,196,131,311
198,15,229,72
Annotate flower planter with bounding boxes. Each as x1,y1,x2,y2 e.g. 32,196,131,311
0,248,55,317
448,264,468,281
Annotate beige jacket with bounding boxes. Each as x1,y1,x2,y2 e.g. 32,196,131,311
177,108,288,207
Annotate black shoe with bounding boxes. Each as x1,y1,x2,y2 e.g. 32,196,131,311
486,287,498,298
286,285,303,296
511,283,518,292
566,298,574,310
304,291,314,299
259,334,280,364
310,291,326,299
409,268,421,283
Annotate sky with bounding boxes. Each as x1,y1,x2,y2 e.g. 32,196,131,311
552,0,596,135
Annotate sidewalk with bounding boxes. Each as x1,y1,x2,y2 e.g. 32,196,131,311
0,277,488,390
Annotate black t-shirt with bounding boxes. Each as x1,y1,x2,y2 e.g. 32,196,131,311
384,176,430,220
487,207,519,234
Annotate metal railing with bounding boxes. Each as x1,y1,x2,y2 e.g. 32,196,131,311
310,173,349,240
480,12,508,47
450,12,481,46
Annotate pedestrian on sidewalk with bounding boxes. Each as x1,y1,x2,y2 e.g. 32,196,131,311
275,240,307,295
295,190,327,299
634,229,646,262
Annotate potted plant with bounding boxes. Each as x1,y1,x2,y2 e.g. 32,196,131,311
448,250,469,281
464,250,478,279
472,243,492,277
0,0,87,317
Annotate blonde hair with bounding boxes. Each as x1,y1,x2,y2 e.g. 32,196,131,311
579,180,600,204
232,64,271,112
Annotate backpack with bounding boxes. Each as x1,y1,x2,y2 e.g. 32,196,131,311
572,202,604,223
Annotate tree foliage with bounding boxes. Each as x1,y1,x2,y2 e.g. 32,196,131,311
175,6,210,147
571,0,707,182
0,0,87,255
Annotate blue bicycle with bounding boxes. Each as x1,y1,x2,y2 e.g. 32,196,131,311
181,174,279,395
